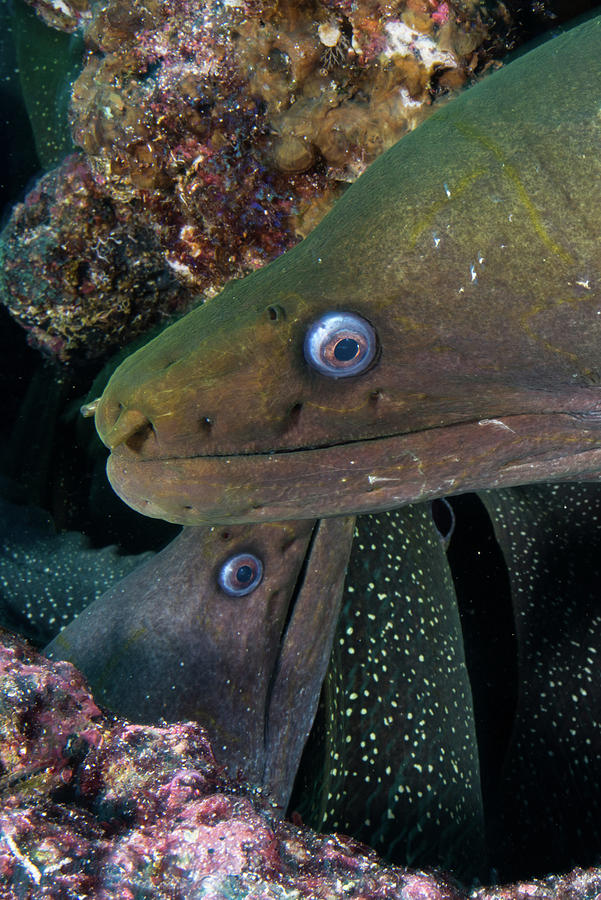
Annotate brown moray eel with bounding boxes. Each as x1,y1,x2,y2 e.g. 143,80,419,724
47,516,356,812
44,483,601,880
95,15,601,525
46,504,486,879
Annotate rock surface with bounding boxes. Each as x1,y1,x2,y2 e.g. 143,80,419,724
0,627,600,898
2,0,500,361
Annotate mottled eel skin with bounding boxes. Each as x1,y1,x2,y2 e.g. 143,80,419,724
97,15,601,524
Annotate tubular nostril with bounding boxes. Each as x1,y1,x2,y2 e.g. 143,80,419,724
103,407,155,452
80,398,100,418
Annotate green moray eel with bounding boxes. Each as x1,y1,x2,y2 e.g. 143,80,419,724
95,15,601,525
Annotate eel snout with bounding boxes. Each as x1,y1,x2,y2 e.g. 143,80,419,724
96,401,156,454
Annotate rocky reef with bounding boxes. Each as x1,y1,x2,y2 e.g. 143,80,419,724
1,0,501,361
0,155,187,360
1,626,601,898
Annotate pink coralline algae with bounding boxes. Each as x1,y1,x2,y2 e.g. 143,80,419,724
431,3,451,26
1,627,601,899
2,0,500,361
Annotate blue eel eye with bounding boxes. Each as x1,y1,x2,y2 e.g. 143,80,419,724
218,552,263,597
303,312,377,377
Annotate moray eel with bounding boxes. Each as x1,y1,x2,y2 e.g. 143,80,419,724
295,504,486,880
95,16,601,526
0,493,151,646
478,481,601,880
307,484,601,881
47,516,356,811
47,503,486,879
44,483,601,880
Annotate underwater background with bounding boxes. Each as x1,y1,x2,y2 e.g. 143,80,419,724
3,0,601,895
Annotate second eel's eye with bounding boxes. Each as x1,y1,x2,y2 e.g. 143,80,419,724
218,553,264,597
303,312,377,377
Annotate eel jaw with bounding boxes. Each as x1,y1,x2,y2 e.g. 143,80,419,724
106,411,601,525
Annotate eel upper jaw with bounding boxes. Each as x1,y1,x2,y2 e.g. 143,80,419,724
105,409,601,526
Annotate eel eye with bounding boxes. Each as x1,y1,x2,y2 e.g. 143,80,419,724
218,552,264,597
303,312,377,377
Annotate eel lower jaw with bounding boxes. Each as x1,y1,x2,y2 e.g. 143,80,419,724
106,411,601,525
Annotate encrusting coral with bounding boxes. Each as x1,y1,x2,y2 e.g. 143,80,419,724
1,0,501,361
0,155,187,360
2,626,601,899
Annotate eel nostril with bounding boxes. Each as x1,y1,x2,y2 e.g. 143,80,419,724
80,397,101,418
125,420,156,454
287,402,303,430
103,407,155,452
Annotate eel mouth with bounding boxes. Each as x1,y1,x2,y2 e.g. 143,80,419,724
105,411,601,525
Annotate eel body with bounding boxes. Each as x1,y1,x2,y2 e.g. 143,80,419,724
94,15,601,525
295,504,486,880
46,503,486,878
43,483,601,879
479,482,601,879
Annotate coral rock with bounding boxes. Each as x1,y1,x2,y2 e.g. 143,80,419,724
7,0,500,361
0,628,600,898
0,155,188,361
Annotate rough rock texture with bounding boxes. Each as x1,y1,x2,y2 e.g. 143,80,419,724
0,154,188,361
0,628,600,899
21,0,93,33
2,0,502,361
